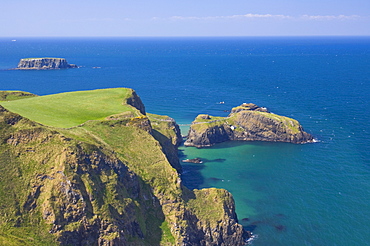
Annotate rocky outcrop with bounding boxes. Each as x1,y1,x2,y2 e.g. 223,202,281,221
0,91,37,101
186,123,232,147
125,89,146,115
16,58,78,70
0,90,249,245
185,103,314,147
182,188,246,246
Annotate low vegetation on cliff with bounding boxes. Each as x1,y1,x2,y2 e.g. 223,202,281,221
0,88,247,245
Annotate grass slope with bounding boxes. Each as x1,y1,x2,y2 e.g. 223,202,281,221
0,88,137,128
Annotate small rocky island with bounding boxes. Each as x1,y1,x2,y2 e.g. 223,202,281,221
185,103,314,148
16,57,78,70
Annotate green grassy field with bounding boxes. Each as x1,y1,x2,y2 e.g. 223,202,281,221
0,88,138,128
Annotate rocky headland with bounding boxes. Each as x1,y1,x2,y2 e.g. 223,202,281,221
15,58,78,70
0,91,37,101
0,89,249,245
185,103,314,148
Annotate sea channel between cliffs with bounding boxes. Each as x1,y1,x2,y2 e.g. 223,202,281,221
179,102,315,245
0,86,315,245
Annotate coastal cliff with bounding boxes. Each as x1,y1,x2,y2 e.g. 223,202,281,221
0,89,248,245
185,103,314,148
16,58,78,70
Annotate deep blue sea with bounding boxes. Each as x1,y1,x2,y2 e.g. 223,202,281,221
1,37,370,245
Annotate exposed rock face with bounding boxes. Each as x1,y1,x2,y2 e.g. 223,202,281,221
0,90,249,245
181,189,246,246
125,89,146,115
0,91,37,101
186,123,232,147
149,114,183,172
16,58,78,70
185,103,314,147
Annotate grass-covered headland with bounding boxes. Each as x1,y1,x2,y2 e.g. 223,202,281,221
0,88,137,128
0,88,246,245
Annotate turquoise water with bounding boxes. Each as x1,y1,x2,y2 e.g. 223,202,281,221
1,37,370,245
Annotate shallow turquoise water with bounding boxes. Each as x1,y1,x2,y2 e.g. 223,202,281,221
181,139,370,245
1,37,370,245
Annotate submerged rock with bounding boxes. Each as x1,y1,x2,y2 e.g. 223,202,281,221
16,57,78,70
185,103,314,147
182,157,203,164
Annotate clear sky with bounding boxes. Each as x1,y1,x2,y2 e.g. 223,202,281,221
2,0,370,37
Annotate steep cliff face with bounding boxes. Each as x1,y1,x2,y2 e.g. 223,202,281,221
185,103,314,147
125,89,146,115
185,122,232,147
182,189,246,246
0,90,248,245
148,113,183,172
16,58,78,70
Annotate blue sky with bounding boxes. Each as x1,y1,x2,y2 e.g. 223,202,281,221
2,0,370,36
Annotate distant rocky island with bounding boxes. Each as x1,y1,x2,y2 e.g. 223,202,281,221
15,57,78,70
185,103,314,148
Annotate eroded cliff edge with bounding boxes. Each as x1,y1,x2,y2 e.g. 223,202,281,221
0,89,248,245
16,58,78,70
185,103,314,148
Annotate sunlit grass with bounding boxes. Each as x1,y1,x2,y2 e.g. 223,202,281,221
0,88,136,128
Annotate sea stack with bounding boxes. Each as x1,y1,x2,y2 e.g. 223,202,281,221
16,58,78,70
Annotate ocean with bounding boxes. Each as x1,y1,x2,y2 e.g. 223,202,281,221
1,36,370,245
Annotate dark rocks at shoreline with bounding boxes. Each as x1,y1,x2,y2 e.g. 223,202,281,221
182,157,203,164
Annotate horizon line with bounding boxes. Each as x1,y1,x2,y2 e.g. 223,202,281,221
1,35,370,39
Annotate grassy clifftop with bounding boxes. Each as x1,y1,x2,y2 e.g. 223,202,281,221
0,88,140,128
0,88,246,245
